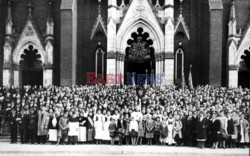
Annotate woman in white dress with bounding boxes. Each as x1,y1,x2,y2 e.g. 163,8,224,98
102,110,112,143
112,110,120,141
48,113,58,143
94,109,104,144
166,113,175,145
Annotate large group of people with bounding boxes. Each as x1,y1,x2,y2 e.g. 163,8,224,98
0,84,249,149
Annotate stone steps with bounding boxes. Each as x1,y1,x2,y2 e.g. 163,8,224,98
0,143,248,156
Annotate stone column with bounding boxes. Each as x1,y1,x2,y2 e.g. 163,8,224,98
121,54,125,84
164,0,174,85
107,0,117,85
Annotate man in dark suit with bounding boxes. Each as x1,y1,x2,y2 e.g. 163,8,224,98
9,109,17,144
180,111,187,146
28,108,38,144
17,109,29,144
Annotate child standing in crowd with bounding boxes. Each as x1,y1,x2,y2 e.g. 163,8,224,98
129,117,138,146
109,118,116,146
124,113,130,145
146,115,154,145
117,115,126,145
137,117,145,145
154,117,161,145
58,112,69,145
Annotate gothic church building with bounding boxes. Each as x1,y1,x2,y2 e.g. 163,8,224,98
0,0,249,87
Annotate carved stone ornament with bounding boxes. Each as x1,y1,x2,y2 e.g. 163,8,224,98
135,0,145,13
25,26,34,36
129,37,150,59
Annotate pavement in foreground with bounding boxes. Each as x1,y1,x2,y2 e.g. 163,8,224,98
0,142,248,156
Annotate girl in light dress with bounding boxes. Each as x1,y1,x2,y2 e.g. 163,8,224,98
94,109,104,144
102,110,112,143
137,117,145,145
166,113,175,145
129,117,138,146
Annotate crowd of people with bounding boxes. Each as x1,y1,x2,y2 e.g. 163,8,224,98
0,84,249,149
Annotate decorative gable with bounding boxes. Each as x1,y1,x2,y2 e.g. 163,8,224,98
118,0,164,35
175,16,190,40
12,17,46,65
91,14,107,40
236,24,250,64
117,0,164,53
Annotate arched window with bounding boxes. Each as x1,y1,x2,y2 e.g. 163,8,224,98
95,47,105,78
175,48,184,80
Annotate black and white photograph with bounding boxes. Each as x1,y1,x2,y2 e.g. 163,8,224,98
0,0,249,155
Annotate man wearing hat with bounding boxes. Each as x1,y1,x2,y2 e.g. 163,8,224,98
37,106,50,144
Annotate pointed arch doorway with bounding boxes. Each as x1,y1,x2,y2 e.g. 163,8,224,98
238,49,250,88
19,45,43,87
124,27,155,85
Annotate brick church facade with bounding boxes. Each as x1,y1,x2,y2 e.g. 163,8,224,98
0,0,249,87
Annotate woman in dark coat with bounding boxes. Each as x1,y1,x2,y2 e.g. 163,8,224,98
86,111,94,144
210,112,220,149
109,118,116,146
196,112,209,148
185,111,194,146
227,112,234,148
